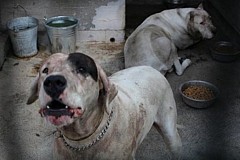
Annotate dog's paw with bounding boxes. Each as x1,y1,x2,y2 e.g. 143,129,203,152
174,58,192,75
181,59,191,68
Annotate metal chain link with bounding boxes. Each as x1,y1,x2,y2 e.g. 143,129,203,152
60,109,114,151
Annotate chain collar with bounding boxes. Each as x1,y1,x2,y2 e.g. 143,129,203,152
59,109,114,152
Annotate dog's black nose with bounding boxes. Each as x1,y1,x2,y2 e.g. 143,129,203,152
44,75,67,98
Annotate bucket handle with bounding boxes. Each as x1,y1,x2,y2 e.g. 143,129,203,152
13,4,28,17
43,16,48,22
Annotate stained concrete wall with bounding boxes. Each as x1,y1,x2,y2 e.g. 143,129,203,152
0,0,125,43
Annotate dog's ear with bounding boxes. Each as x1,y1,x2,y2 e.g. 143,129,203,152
189,11,195,22
97,64,110,93
188,11,203,40
197,3,203,9
26,73,40,105
96,63,118,113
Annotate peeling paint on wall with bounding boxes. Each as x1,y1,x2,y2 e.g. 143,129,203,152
91,0,125,30
0,0,125,42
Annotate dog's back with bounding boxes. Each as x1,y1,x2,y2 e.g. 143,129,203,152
110,65,171,103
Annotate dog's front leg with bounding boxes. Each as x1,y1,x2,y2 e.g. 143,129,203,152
173,58,191,75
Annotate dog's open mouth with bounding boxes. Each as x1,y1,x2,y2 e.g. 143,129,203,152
43,100,74,117
39,100,83,126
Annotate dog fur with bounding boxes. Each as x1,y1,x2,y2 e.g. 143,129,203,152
124,4,216,75
27,52,182,159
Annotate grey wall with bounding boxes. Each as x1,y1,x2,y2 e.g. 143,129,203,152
204,0,240,45
0,0,125,43
209,0,240,35
0,0,114,31
126,0,200,5
2,0,239,42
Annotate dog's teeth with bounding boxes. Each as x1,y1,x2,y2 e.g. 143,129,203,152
47,106,50,109
65,106,68,109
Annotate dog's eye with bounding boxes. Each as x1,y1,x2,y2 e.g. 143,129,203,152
76,67,87,74
42,68,48,74
200,21,205,25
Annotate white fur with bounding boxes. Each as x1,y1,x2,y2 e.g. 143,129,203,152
124,6,215,75
27,53,182,159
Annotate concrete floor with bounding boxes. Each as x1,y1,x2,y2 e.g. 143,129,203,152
1,37,240,160
137,39,240,160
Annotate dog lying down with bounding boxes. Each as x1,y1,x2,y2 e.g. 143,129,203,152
124,4,216,76
27,52,182,159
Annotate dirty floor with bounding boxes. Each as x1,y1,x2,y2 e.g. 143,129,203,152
1,39,240,160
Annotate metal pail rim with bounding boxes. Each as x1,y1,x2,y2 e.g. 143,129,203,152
44,16,78,30
7,16,38,32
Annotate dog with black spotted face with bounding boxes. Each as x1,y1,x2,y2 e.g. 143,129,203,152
124,4,216,76
27,52,182,159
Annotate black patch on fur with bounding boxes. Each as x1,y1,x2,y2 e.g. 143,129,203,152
187,11,203,40
67,53,98,81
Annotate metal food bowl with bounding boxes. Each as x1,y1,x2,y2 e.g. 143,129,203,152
165,0,186,8
210,41,240,62
179,80,219,109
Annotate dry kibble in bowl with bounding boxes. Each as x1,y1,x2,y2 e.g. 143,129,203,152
179,80,219,108
182,86,215,101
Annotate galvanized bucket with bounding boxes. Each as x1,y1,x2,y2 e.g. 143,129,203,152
7,16,38,57
44,16,78,54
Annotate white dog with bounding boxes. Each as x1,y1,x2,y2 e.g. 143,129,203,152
27,52,181,159
124,4,216,75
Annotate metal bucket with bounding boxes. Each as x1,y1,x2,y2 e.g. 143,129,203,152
7,16,38,57
44,16,78,54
